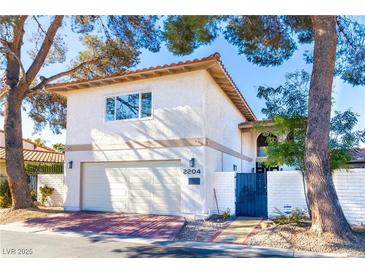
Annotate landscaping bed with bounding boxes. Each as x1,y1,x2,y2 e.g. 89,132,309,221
0,207,63,225
247,222,365,256
176,215,233,242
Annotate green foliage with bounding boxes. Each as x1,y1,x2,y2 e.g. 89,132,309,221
32,138,46,146
52,143,65,152
224,16,298,66
39,185,54,206
164,16,222,55
255,70,365,171
25,91,67,134
221,208,231,220
164,16,365,86
25,163,63,175
0,180,11,208
257,70,309,118
30,189,37,202
272,208,309,225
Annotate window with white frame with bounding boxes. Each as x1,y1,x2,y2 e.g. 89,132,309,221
105,91,152,122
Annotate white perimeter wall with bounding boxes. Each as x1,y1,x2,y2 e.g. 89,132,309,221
267,170,365,225
38,174,65,207
209,172,236,215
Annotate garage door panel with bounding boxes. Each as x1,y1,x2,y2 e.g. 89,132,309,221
152,183,179,192
82,161,181,214
129,189,151,198
128,203,152,213
153,197,179,206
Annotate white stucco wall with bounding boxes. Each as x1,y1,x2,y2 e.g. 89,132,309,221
38,174,65,207
267,170,365,225
203,71,255,173
65,70,206,146
209,172,236,215
63,69,256,218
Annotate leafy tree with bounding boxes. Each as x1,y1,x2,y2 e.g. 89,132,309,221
32,137,46,147
164,15,365,240
257,70,365,171
52,143,65,153
0,16,161,209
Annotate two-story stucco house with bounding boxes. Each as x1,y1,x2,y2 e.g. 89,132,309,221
47,53,266,219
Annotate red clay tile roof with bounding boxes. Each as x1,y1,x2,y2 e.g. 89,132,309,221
0,147,64,163
0,129,56,152
46,53,257,121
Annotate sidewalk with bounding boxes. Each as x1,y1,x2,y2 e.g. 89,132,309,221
213,217,262,244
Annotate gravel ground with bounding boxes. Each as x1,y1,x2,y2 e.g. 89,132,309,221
176,215,232,242
247,223,365,256
0,207,63,224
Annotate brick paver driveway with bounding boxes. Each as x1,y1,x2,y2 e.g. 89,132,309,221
24,212,186,240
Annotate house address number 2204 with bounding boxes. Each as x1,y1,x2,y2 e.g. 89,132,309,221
183,168,201,175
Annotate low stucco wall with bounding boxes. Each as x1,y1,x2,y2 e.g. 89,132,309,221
267,170,365,225
209,172,236,215
38,174,65,207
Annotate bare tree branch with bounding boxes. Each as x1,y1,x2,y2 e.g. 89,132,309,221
25,58,101,96
25,16,64,85
32,15,65,58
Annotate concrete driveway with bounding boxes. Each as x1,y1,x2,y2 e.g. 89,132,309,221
22,211,186,240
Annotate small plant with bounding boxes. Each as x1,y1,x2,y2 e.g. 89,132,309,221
272,207,308,225
0,180,12,208
30,189,37,201
39,185,54,206
221,208,231,220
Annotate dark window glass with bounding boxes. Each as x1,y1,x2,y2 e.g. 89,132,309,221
105,97,115,121
115,93,139,120
141,92,152,118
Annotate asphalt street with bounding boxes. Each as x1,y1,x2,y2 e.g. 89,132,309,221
0,230,288,258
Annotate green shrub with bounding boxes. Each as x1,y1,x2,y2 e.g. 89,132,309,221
221,208,231,220
39,185,54,206
272,208,308,225
30,189,37,201
0,180,12,208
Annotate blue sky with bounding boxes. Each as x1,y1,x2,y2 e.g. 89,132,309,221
1,17,364,147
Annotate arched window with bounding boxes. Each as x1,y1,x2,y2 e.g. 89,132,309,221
257,133,277,157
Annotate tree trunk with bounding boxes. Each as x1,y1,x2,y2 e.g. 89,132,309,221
304,16,355,241
4,88,34,209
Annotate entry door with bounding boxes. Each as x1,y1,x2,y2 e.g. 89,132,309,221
82,161,181,215
235,173,267,217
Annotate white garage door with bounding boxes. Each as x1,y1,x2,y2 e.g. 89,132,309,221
82,161,181,215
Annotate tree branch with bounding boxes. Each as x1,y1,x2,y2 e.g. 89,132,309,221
25,58,100,96
25,16,64,85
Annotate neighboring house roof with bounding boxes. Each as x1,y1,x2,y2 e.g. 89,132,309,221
350,148,365,163
0,147,64,163
0,129,64,163
0,129,55,152
46,53,257,121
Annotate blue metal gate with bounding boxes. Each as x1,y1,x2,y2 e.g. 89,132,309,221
235,173,268,218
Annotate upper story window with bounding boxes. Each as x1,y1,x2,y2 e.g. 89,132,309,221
105,91,152,122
